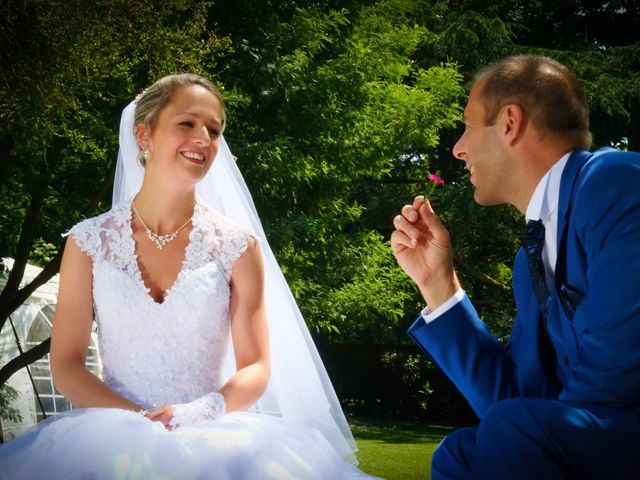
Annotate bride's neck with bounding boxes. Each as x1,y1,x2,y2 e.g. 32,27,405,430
133,183,196,234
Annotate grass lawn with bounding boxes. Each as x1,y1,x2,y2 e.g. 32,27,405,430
350,417,457,479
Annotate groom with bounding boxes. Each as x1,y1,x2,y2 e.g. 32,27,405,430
391,54,640,479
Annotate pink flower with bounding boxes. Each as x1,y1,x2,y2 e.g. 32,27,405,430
426,172,445,199
428,173,445,186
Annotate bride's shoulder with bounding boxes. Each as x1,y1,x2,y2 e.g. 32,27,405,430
65,204,130,237
194,200,254,272
195,200,251,240
62,204,131,260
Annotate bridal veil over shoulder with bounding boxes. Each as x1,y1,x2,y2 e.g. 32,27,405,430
114,100,357,462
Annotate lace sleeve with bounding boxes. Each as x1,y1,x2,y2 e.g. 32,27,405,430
62,205,128,263
220,228,251,281
197,206,252,281
63,217,102,261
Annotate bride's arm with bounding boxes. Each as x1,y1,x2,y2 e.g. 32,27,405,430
49,236,142,412
221,236,270,411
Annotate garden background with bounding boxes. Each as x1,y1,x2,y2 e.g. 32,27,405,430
1,1,638,477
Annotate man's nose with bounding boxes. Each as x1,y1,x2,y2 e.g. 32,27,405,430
452,136,467,161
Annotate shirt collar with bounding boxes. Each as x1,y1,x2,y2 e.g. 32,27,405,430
525,152,571,222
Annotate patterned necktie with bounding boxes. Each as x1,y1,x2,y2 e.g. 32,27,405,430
523,219,550,314
522,219,562,392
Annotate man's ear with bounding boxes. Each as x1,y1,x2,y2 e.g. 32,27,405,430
499,103,527,147
135,123,150,151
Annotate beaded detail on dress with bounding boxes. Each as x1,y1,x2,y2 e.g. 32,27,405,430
65,199,250,410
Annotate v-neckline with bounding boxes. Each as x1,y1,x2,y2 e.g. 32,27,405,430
128,200,198,305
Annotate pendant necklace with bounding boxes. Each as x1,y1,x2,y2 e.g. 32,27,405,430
132,201,193,250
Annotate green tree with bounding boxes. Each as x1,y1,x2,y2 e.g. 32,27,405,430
212,0,464,340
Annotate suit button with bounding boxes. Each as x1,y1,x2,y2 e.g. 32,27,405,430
563,356,569,365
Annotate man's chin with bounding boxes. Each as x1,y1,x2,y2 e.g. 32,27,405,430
473,191,502,207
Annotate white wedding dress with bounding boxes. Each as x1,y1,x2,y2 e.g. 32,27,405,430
0,199,376,479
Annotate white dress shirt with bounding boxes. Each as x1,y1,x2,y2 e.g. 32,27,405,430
421,152,572,323
524,152,570,288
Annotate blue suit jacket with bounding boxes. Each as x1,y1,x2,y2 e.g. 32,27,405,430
408,148,640,418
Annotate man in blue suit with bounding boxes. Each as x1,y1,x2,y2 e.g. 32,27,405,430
391,54,640,479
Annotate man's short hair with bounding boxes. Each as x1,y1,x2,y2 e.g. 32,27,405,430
475,55,592,150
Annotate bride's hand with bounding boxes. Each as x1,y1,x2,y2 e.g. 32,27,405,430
146,405,178,430
390,196,459,310
147,393,226,431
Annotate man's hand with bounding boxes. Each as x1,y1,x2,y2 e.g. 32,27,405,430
391,196,460,310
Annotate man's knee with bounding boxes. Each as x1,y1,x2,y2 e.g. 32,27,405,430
477,397,547,443
432,427,476,479
473,398,640,478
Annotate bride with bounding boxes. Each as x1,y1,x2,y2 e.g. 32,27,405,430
0,73,376,479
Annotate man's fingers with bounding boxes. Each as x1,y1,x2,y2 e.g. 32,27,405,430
401,204,420,222
390,229,417,252
394,213,421,239
392,197,445,254
418,201,448,239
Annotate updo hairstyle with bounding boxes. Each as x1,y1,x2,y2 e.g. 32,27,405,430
134,73,226,166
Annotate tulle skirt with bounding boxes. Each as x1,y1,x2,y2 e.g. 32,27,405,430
0,408,377,479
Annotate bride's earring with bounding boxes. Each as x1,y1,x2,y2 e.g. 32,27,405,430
141,149,150,166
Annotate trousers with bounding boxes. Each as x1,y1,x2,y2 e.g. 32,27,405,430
432,397,640,480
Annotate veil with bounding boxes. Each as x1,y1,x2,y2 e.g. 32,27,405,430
114,100,358,463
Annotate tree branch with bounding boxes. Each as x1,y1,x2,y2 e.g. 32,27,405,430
0,186,47,308
0,339,50,385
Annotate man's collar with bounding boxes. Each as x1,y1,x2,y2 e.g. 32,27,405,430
525,152,571,222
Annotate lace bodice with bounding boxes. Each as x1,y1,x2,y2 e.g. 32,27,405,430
66,199,250,409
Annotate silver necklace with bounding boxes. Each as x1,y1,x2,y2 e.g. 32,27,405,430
132,201,193,250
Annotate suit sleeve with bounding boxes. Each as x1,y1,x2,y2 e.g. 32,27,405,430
559,151,640,405
407,296,519,418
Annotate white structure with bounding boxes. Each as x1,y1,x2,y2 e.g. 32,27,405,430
0,258,101,442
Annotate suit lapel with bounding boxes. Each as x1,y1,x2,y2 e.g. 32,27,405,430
556,150,591,253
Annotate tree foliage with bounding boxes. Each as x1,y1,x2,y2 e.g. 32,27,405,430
212,0,464,340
